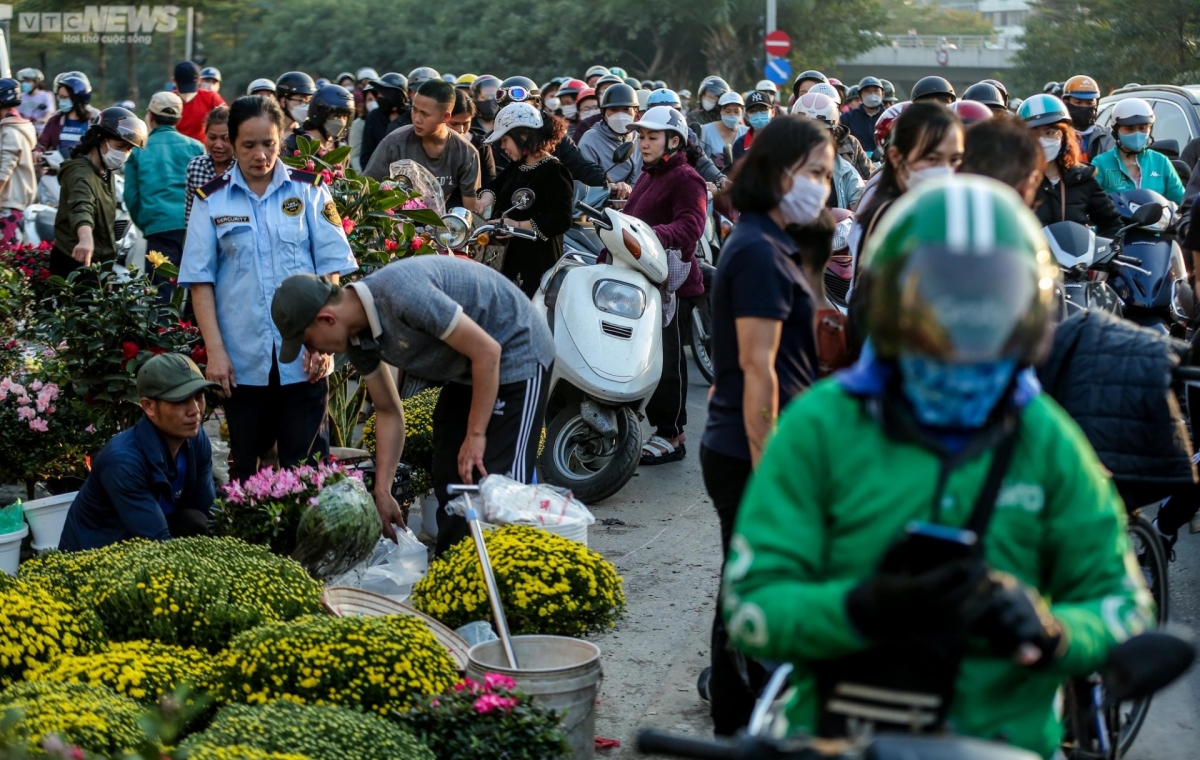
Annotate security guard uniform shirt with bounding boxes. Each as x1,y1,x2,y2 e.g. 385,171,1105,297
179,161,357,386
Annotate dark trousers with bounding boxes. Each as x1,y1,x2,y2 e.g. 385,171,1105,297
646,302,690,439
432,366,551,556
222,360,330,482
700,444,765,736
146,229,186,306
166,508,210,538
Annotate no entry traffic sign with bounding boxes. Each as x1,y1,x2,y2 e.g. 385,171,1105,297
765,29,792,57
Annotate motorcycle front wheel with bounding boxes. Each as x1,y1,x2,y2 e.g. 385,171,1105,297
539,404,641,504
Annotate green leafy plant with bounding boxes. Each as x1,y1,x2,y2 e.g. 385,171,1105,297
0,681,149,756
403,675,569,760
364,387,439,497
179,701,435,760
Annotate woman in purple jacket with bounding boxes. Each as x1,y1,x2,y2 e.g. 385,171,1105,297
625,106,708,465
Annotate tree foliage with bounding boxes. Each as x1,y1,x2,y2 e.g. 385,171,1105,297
878,1,995,36
1012,0,1200,96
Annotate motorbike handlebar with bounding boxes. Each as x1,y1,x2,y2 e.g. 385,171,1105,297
636,729,743,760
575,201,613,230
475,224,538,241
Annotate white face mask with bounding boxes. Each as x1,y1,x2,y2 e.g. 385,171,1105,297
561,104,578,120
1040,135,1063,163
580,107,600,122
862,93,883,109
102,143,129,170
905,164,954,190
779,172,830,226
544,96,561,113
607,112,634,135
291,103,309,124
702,96,718,112
366,99,379,112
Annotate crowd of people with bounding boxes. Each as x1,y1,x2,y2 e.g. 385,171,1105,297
5,56,1197,760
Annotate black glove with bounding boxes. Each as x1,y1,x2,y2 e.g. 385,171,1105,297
972,571,1065,667
846,556,989,642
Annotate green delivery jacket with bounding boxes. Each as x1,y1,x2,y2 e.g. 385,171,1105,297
723,379,1155,759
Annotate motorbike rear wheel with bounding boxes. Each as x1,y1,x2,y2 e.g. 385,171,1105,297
690,298,715,385
539,404,641,504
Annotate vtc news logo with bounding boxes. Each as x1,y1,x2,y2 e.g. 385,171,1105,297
17,5,180,45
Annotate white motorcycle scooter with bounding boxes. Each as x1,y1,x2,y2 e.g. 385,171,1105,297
534,201,669,504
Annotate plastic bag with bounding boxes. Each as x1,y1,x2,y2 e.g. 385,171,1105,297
0,501,24,534
445,474,596,529
455,620,500,647
292,476,381,580
328,531,429,601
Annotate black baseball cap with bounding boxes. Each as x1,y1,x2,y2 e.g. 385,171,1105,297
137,353,218,402
746,91,771,109
174,61,200,94
272,274,336,364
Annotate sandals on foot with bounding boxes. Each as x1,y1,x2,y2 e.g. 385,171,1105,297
641,435,686,466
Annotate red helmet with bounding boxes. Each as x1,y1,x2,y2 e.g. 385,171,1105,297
557,78,587,99
948,100,994,125
873,101,911,150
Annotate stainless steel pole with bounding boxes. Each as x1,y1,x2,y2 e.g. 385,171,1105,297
448,484,519,669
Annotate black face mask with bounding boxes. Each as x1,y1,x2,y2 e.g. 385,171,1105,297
1067,103,1097,131
477,99,499,121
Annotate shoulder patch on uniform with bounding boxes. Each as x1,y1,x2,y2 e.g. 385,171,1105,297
288,168,324,186
196,173,231,199
322,200,343,228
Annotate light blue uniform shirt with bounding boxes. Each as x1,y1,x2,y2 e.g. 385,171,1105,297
179,162,357,386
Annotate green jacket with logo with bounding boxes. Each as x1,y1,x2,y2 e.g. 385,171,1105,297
723,380,1154,760
1091,146,1185,205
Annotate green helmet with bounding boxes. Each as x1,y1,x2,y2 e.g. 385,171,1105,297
862,175,1059,364
609,66,628,79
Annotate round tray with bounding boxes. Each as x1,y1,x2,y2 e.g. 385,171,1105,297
321,585,472,671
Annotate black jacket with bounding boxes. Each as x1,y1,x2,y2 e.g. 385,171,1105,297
843,105,883,155
492,128,607,187
469,128,497,186
1038,310,1194,488
1032,164,1123,237
360,108,411,169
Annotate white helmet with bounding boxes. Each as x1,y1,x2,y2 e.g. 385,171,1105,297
485,102,544,144
718,91,745,108
807,82,841,105
791,92,840,128
1112,97,1154,127
17,68,44,84
356,67,380,82
246,77,276,95
636,89,651,111
629,106,690,143
755,79,778,94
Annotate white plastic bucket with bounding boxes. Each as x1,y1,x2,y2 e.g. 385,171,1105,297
467,636,603,759
421,493,439,539
0,524,28,577
481,520,588,546
22,492,75,551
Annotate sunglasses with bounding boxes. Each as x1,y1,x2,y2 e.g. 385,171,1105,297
497,86,533,103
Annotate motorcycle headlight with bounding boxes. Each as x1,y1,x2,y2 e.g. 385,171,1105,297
593,279,646,319
436,208,474,248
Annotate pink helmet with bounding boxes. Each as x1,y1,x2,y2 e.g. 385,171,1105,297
873,101,912,150
948,100,994,125
791,91,839,128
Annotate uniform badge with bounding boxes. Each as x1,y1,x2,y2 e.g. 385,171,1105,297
322,200,343,227
282,197,304,216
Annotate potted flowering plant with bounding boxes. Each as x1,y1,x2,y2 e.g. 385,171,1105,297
0,240,53,299
403,674,569,760
0,371,96,500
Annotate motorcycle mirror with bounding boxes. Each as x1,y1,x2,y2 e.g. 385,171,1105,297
1131,202,1165,227
1103,629,1195,706
612,142,635,164
511,188,536,211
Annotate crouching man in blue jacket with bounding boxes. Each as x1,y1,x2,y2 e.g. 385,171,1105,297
59,353,219,551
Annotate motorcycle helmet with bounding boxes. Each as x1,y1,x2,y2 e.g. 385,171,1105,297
484,102,543,144
356,67,380,83
1062,75,1100,102
441,74,457,83
471,75,502,98
1112,97,1154,127
698,76,730,106
792,92,840,129
57,74,92,108
307,84,354,133
755,79,778,97
336,71,355,86
962,82,1007,112
874,101,912,150
95,106,149,149
881,79,898,105
315,77,330,89
629,106,690,146
620,76,639,90
53,71,91,92
792,69,828,98
276,71,317,99
407,67,441,89
247,78,276,96
455,73,478,89
497,75,541,107
911,76,956,104
828,77,845,97
647,88,683,109
609,66,629,79
16,68,44,87
858,76,883,91
980,78,1008,103
807,82,841,104
652,80,668,91
200,66,221,83
113,99,136,111
1043,81,1060,94
948,100,993,125
0,79,20,109
1017,94,1071,128
600,83,639,110
845,85,860,102
367,72,410,104
718,91,745,109
863,175,1058,364
585,65,611,83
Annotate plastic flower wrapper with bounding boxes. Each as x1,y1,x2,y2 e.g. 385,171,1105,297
327,529,428,601
0,499,23,533
445,474,595,530
292,475,381,580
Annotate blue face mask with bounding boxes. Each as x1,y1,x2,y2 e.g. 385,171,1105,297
898,355,1018,429
721,114,742,130
20,82,31,94
747,112,771,131
1119,130,1149,153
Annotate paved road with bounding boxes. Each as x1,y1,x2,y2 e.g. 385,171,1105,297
585,358,1200,760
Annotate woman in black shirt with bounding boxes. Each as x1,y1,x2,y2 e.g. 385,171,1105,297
479,102,573,296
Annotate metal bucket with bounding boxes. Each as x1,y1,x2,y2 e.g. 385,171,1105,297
467,635,603,759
